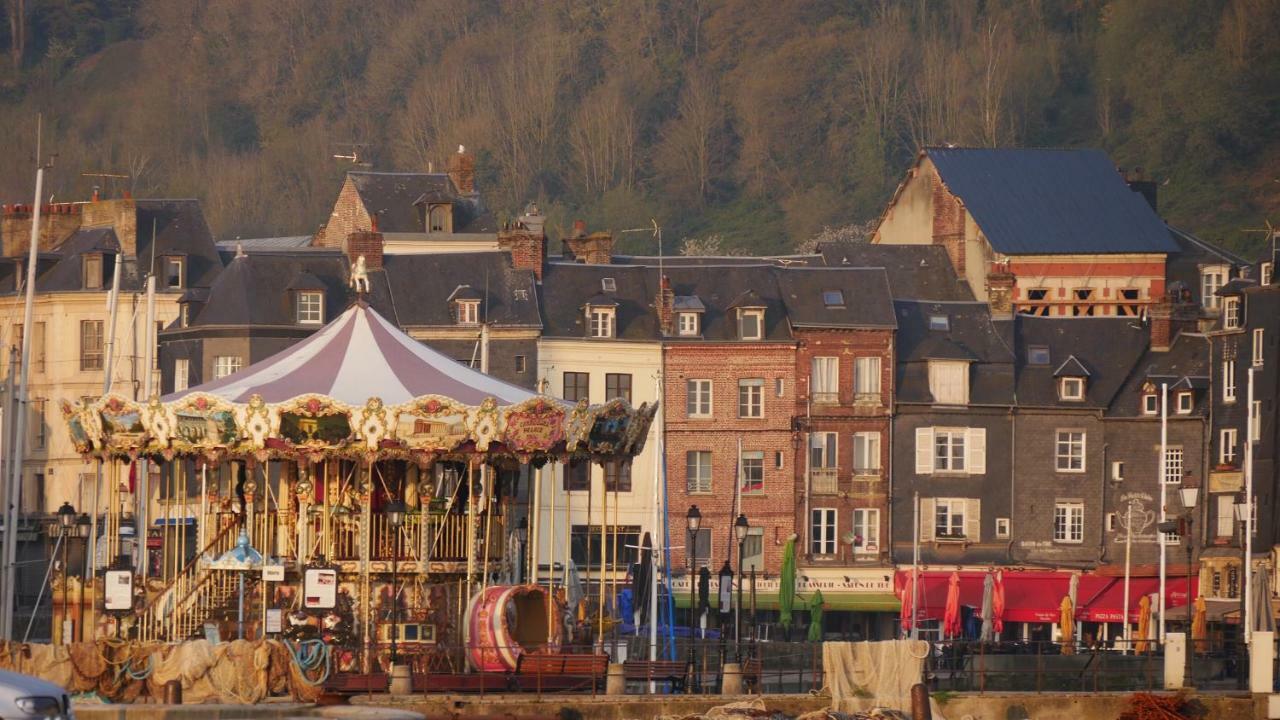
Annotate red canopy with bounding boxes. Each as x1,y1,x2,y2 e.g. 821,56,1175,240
1075,576,1198,622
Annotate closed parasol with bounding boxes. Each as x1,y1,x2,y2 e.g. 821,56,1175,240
1191,595,1208,654
1059,595,1075,655
943,571,962,639
780,535,797,635
899,568,916,634
807,589,825,642
1135,594,1152,654
992,570,1006,635
979,572,995,643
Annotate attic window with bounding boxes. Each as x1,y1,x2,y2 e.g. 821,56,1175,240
601,277,616,292
83,254,103,290
737,309,764,340
1175,391,1193,414
1223,297,1241,329
822,290,845,308
677,312,699,336
928,315,949,331
162,257,184,289
1142,392,1158,415
1059,377,1085,401
428,205,450,233
1262,262,1273,286
457,300,480,326
297,291,324,325
587,305,615,338
1028,346,1050,365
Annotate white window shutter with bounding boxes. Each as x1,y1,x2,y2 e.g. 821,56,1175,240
966,428,986,474
920,498,936,542
915,427,934,474
965,498,981,541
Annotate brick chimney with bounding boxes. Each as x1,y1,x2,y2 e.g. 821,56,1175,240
562,220,613,265
655,275,675,335
1149,286,1199,352
984,268,1016,321
2,202,82,257
81,197,138,257
499,231,546,282
448,145,476,195
931,172,966,278
346,222,384,271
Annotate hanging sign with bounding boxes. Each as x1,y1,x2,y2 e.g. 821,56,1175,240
262,564,285,582
104,570,134,611
304,567,338,609
266,608,283,634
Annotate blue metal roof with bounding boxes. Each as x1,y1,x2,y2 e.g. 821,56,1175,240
927,148,1179,255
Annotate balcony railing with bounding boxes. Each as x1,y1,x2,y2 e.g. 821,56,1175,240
305,511,504,562
810,468,839,495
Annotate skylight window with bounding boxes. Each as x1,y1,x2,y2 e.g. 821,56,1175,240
601,277,616,292
928,315,949,331
1028,346,1050,365
822,290,844,308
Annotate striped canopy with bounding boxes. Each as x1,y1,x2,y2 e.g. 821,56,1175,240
166,302,538,406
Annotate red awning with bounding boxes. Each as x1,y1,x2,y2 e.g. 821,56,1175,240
1076,575,1198,623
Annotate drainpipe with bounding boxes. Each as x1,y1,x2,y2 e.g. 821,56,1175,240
1098,441,1110,564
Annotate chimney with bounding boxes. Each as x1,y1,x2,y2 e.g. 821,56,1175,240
572,219,586,238
930,172,966,278
655,275,675,335
1149,286,1199,351
498,224,546,282
561,220,613,265
346,228,384,271
984,268,1016,321
1125,167,1158,213
448,145,476,195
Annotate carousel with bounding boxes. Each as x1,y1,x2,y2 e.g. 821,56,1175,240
58,301,657,684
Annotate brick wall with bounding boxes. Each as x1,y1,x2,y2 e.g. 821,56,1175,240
315,178,369,248
930,171,966,277
2,204,82,257
81,198,138,257
346,230,384,270
664,343,797,573
497,229,546,281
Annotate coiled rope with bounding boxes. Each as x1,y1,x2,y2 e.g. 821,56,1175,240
284,639,330,686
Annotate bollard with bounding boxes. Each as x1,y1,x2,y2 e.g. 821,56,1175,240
606,663,626,695
163,680,182,705
721,663,743,695
389,662,412,695
1251,631,1275,694
1164,633,1186,690
910,683,931,720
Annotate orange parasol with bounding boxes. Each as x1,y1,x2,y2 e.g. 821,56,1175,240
943,571,962,639
1191,595,1208,654
1135,594,1152,654
1059,595,1075,655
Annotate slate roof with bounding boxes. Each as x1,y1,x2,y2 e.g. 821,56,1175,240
894,301,1014,405
774,268,897,329
1108,333,1211,418
32,228,120,292
1013,317,1149,409
540,263,656,340
187,251,354,327
658,265,792,343
922,148,1180,255
378,252,540,329
347,172,496,234
817,243,974,302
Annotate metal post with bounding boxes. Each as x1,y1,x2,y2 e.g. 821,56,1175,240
687,531,697,693
391,543,399,666
1184,525,1194,689
1158,382,1168,643
736,539,744,663
61,529,70,643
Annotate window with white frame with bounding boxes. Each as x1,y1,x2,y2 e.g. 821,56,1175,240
297,291,324,324
737,309,763,340
741,527,764,571
1224,297,1241,329
915,427,985,475
852,432,881,473
1163,446,1184,484
1220,428,1238,465
854,356,881,401
811,357,839,404
1201,266,1227,309
811,508,837,555
163,257,184,289
1059,377,1085,401
738,379,764,418
686,379,712,417
928,360,969,405
213,355,243,379
1262,262,1273,286
588,306,615,338
810,432,837,469
1055,431,1086,472
1175,391,1193,414
995,517,1011,538
686,451,711,493
677,312,699,336
740,451,764,494
934,499,967,538
1254,329,1265,366
80,320,104,371
456,300,479,325
1223,361,1237,402
853,508,879,553
83,254,103,289
1143,392,1158,415
775,378,785,397
1053,503,1084,543
1215,495,1234,538
1251,400,1262,442
174,358,189,392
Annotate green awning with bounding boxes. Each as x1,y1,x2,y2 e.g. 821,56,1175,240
673,591,900,613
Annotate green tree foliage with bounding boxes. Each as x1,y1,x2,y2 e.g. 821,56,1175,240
0,0,1276,255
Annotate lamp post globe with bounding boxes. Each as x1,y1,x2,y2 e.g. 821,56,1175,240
687,505,702,533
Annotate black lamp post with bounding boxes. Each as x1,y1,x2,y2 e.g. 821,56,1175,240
1234,494,1250,689
717,560,733,674
1179,486,1198,689
56,502,76,644
733,513,749,662
516,516,529,584
384,500,406,668
686,505,701,693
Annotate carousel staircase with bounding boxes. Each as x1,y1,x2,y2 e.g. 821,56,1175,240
137,523,246,642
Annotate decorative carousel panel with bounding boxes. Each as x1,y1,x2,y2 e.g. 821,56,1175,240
239,395,278,448
60,399,93,454
276,395,354,448
501,397,567,454
623,401,659,456
140,396,176,449
466,397,502,451
169,393,240,450
565,399,593,452
96,395,146,452
394,396,471,452
587,398,632,455
356,397,391,450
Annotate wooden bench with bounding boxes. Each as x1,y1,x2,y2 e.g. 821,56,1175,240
513,652,610,693
623,659,689,692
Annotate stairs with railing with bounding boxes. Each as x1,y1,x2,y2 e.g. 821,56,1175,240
136,522,243,642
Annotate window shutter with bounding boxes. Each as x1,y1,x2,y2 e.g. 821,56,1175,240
966,428,986,474
915,427,934,474
919,498,935,542
965,498,981,541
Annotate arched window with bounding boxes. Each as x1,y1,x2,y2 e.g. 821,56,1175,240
429,206,448,232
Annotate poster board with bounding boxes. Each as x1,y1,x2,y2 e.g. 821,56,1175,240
303,567,338,609
104,570,133,611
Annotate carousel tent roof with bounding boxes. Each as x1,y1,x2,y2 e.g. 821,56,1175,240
164,302,539,406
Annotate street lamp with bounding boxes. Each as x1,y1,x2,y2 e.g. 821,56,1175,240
56,502,76,644
733,513,749,661
686,505,702,693
384,500,406,669
1179,486,1198,689
516,517,529,583
1235,493,1250,689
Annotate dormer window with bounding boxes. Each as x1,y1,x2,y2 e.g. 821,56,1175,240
737,309,763,340
179,304,190,327
83,254,103,290
1262,262,1273,286
427,204,451,233
588,305,615,338
1223,296,1241,329
1142,385,1158,415
927,360,969,405
677,312,699,336
1201,265,1227,310
162,256,184,289
457,300,479,326
822,290,844,308
1059,377,1085,401
297,291,324,325
928,314,949,331
1175,391,1194,414
601,277,616,292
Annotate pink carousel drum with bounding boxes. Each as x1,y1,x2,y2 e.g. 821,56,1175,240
464,584,562,672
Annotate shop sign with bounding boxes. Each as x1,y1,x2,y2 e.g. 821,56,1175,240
304,567,338,609
672,568,893,595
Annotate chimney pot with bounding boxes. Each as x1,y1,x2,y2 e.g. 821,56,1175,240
573,219,587,237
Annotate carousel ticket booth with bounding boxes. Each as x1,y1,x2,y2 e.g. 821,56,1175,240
60,302,656,681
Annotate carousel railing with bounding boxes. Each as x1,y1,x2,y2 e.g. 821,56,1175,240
136,521,240,643
304,510,505,562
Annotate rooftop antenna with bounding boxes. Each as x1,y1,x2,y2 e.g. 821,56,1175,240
80,171,129,198
332,143,372,168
